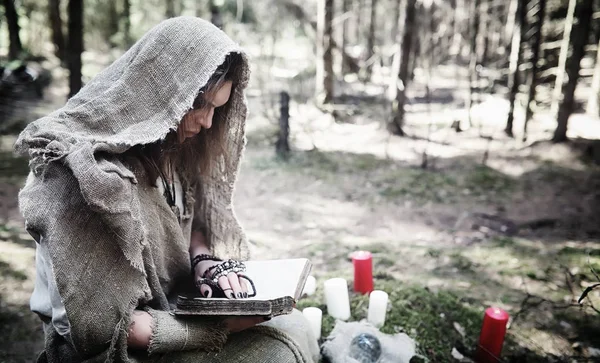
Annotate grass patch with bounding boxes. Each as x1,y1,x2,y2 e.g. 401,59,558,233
463,165,515,196
297,279,485,361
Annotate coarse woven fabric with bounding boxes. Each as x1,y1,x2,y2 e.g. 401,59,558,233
16,17,314,363
132,310,320,363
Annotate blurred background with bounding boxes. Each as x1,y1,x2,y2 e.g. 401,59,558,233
0,0,599,361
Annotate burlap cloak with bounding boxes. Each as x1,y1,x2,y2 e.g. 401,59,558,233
15,17,260,361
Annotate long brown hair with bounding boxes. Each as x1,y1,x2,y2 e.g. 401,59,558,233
131,52,243,187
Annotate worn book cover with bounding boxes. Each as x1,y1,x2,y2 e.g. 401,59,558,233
174,258,312,317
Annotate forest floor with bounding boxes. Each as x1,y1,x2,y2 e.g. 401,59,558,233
1,49,600,362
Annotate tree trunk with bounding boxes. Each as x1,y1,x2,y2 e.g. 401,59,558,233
166,0,175,18
276,91,291,158
522,0,546,141
210,1,223,29
316,0,334,104
107,0,119,46
587,37,600,117
479,0,490,66
365,0,377,77
388,0,417,136
123,0,132,48
504,0,525,137
341,0,350,73
67,0,84,98
3,0,22,60
553,0,593,142
48,0,66,61
354,0,362,45
466,0,480,129
550,0,576,117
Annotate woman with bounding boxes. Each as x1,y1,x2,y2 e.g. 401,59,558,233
16,17,318,362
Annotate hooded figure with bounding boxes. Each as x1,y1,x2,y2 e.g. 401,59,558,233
16,17,319,362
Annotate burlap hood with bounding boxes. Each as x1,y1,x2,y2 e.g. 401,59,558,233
16,17,251,267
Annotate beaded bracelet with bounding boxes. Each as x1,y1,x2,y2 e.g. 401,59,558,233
190,253,222,272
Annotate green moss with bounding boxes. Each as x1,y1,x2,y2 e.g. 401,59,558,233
464,165,515,196
297,277,489,361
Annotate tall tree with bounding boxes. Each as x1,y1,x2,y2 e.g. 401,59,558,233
354,0,363,44
67,0,84,97
466,0,481,129
48,0,66,61
479,0,490,66
365,0,377,78
165,0,175,18
341,0,350,73
210,1,223,29
107,0,119,46
550,0,576,117
388,0,417,135
3,0,22,60
122,0,132,48
587,36,600,117
504,0,525,137
316,0,334,104
553,0,593,142
522,0,546,141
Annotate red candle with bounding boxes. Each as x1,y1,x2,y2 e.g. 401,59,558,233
352,251,373,294
476,307,509,362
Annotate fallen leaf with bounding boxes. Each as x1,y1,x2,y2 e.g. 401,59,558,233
453,321,466,338
451,347,465,360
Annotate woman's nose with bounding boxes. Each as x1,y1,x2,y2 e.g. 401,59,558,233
199,108,214,129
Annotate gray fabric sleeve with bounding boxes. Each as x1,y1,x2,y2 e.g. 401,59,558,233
30,238,72,341
146,308,228,355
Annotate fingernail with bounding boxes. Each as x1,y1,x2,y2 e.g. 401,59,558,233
243,292,248,298
229,291,236,299
203,290,209,297
237,292,243,299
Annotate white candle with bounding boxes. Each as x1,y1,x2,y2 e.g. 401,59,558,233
367,290,388,328
302,275,316,296
323,278,351,320
302,307,323,339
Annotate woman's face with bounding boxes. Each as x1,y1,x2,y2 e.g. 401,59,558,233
178,80,233,143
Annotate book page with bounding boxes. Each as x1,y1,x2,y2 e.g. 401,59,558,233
244,258,311,300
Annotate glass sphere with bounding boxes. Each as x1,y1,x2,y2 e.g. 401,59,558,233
348,333,382,363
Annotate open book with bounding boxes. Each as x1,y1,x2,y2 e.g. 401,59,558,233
174,258,311,317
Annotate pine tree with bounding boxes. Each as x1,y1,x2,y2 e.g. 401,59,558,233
522,0,546,141
553,0,594,142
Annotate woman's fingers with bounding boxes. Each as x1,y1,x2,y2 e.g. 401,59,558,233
239,277,248,298
218,276,235,299
227,272,244,299
199,283,212,298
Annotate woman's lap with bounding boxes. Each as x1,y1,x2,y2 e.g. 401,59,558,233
132,310,319,363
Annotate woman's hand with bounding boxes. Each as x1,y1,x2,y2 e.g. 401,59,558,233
189,230,250,299
194,260,249,299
